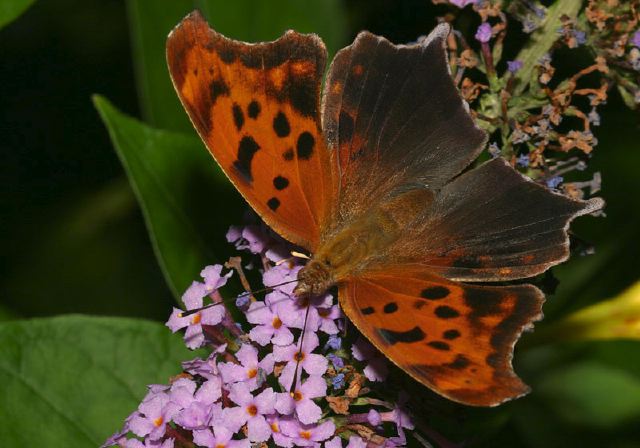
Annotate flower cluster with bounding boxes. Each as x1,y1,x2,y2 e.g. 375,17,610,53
103,223,416,448
431,0,638,203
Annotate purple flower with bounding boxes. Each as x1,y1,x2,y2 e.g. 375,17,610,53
332,373,345,390
346,437,367,448
546,176,564,189
312,305,342,335
219,343,274,390
475,22,492,43
352,338,388,382
280,419,336,446
267,415,295,448
246,299,296,346
516,154,530,167
181,344,227,379
193,426,249,448
263,263,302,296
325,335,342,351
242,225,270,253
488,143,501,158
632,30,640,47
326,437,343,448
327,353,344,369
276,375,327,424
449,0,477,7
200,264,232,293
507,60,523,73
224,383,276,442
367,409,382,426
166,281,227,349
128,393,180,441
274,331,328,389
123,439,174,448
171,377,222,430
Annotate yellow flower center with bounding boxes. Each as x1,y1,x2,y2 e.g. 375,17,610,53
247,368,258,379
152,416,163,427
300,430,312,440
247,404,258,416
272,317,282,329
271,422,280,433
190,313,201,325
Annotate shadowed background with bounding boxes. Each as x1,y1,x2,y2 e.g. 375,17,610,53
1,0,639,447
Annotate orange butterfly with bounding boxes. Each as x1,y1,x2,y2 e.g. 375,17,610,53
166,11,603,407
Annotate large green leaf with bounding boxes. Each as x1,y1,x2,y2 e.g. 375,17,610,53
0,315,193,447
0,0,36,29
125,0,347,132
94,95,243,299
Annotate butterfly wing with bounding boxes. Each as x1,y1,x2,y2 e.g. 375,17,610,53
384,158,604,281
321,24,486,230
167,11,335,251
340,265,544,406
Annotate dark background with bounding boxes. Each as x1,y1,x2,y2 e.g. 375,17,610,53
2,0,639,446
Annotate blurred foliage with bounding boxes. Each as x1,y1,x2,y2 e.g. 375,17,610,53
1,0,640,447
0,0,36,29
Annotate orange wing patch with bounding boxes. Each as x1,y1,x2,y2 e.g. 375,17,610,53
339,265,544,406
167,11,335,251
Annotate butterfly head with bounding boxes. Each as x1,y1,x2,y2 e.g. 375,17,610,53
293,259,335,298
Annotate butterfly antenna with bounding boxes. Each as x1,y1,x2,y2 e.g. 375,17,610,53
179,278,299,317
289,301,312,395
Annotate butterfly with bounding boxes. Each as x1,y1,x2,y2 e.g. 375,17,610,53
166,11,603,406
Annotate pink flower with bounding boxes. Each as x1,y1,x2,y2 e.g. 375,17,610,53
193,426,249,448
273,331,328,389
128,393,179,441
352,338,388,382
475,22,492,43
280,419,336,446
219,344,274,390
223,383,276,442
246,299,296,346
275,376,327,424
166,280,227,349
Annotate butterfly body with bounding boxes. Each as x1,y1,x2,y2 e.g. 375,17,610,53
167,11,604,406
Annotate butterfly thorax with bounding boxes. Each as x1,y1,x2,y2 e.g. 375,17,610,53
294,188,434,297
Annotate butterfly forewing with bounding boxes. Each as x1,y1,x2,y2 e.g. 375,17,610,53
340,265,544,406
321,26,486,231
167,11,335,251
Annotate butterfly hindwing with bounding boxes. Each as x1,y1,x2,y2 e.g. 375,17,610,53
321,25,486,230
340,265,544,406
167,11,335,251
385,158,604,281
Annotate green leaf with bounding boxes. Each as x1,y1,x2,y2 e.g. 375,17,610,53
0,315,193,447
125,0,347,132
94,95,243,299
513,0,582,95
0,0,36,29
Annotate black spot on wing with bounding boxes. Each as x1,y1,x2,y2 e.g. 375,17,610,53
420,286,450,300
377,326,425,345
443,329,461,340
273,112,291,137
361,306,375,315
267,197,280,211
232,103,244,131
447,354,471,370
283,148,295,161
273,176,289,190
233,136,260,182
297,132,315,160
427,341,450,351
210,79,230,103
452,255,483,269
383,302,398,314
248,100,261,119
413,300,427,310
435,306,460,319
